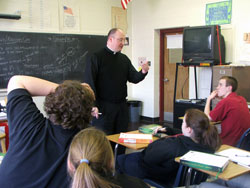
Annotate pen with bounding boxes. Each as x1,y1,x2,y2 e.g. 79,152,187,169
91,108,102,115
235,154,250,157
233,161,250,168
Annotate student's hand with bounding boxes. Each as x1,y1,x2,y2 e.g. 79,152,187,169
141,61,150,74
208,90,218,100
91,107,99,119
153,127,166,135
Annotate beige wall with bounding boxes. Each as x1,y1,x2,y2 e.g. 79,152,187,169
130,0,250,118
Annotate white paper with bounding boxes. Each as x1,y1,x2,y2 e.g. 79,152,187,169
217,148,250,168
166,34,183,49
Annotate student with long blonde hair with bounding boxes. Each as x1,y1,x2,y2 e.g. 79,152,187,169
67,127,149,188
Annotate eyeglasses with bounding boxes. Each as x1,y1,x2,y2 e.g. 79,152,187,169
112,37,126,43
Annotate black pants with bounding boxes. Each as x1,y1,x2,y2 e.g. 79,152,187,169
92,100,129,155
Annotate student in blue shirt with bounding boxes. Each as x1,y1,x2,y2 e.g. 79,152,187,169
0,75,95,188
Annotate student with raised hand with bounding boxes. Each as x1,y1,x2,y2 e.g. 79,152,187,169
0,75,95,188
67,127,150,188
116,109,221,185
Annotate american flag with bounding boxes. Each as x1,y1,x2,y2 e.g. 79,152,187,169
121,0,132,10
64,6,73,15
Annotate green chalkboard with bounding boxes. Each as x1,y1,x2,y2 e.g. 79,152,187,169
0,31,107,88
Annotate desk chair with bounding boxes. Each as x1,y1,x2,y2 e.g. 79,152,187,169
144,164,208,188
236,128,250,151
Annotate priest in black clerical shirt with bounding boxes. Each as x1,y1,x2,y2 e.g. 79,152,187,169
84,28,149,154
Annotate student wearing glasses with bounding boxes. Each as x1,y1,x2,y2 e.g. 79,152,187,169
84,28,150,154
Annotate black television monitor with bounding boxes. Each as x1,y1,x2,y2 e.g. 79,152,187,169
182,25,225,65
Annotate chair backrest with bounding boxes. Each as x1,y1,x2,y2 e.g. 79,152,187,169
173,164,208,187
236,128,250,151
144,164,208,188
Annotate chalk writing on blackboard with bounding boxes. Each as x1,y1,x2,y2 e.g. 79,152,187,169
0,31,106,88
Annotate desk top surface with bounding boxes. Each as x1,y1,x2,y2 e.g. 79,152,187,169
175,145,250,180
106,130,159,150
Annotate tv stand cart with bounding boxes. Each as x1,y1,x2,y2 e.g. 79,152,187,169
173,63,212,129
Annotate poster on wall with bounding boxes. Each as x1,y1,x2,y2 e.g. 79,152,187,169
62,5,80,32
111,7,128,34
205,0,232,25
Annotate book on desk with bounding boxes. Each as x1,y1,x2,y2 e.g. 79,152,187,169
180,150,230,173
138,124,168,138
119,133,153,144
138,124,161,134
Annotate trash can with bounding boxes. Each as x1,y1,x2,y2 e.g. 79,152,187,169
127,100,142,123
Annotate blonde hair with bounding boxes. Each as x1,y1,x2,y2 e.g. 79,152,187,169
67,127,119,188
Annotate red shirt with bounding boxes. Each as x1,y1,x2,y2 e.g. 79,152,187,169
210,92,250,146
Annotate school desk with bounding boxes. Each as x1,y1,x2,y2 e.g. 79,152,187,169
107,130,158,150
107,130,159,170
175,145,250,181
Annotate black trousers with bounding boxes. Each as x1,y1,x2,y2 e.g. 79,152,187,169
92,100,129,155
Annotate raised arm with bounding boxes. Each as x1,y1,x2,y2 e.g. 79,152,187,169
7,75,58,96
204,90,218,120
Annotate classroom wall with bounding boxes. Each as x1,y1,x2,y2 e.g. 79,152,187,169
130,0,250,118
1,0,249,119
0,0,133,113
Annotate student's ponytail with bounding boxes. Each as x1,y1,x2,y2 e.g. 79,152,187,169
68,128,120,188
186,109,221,151
71,160,114,188
201,125,221,151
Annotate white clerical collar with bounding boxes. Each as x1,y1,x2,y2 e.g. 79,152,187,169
107,46,118,54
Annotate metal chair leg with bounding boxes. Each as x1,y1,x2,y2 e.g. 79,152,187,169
113,143,119,176
185,167,193,188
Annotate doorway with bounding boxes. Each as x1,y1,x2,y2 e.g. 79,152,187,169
159,28,189,122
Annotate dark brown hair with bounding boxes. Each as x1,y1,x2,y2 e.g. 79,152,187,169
220,76,238,92
44,80,95,130
185,109,221,151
